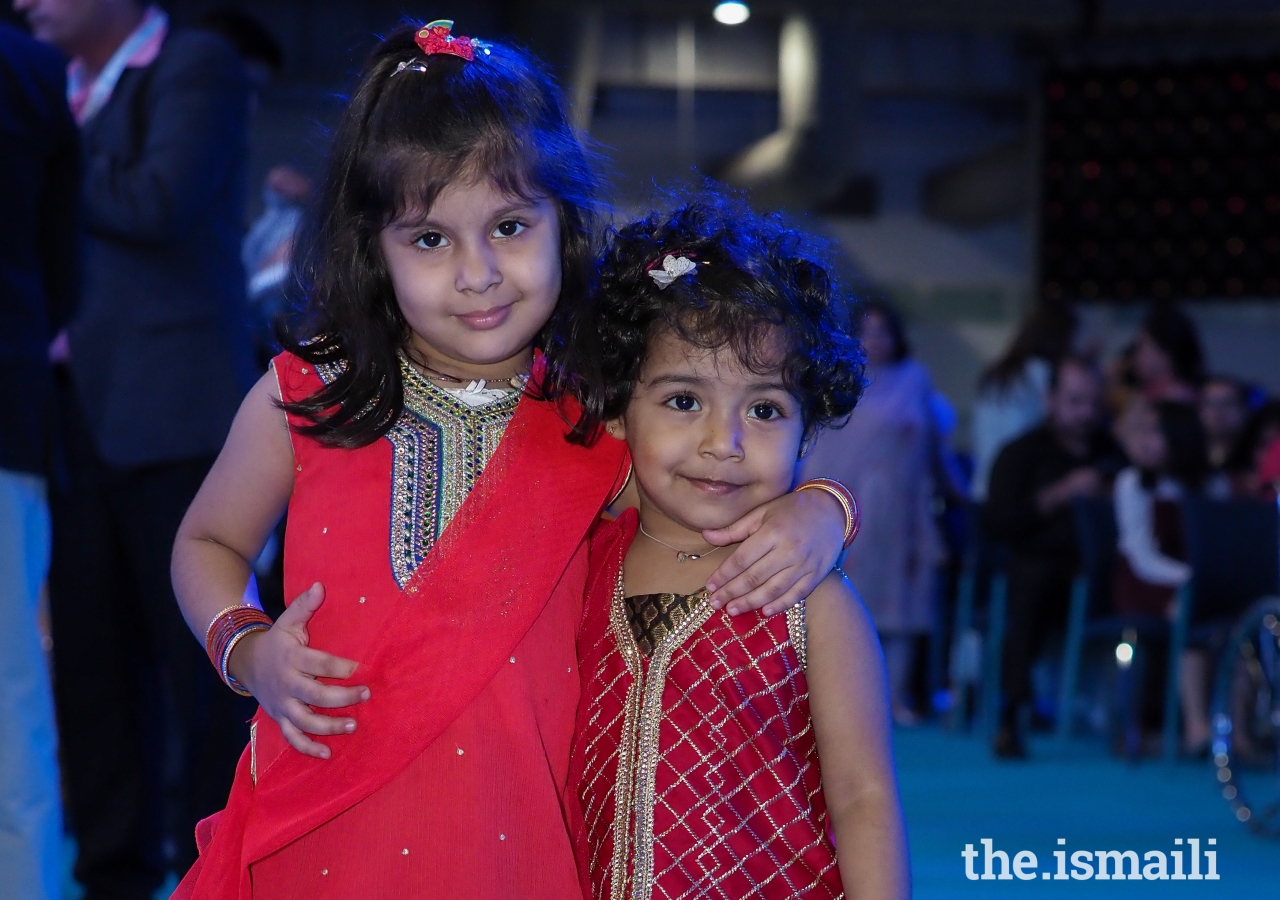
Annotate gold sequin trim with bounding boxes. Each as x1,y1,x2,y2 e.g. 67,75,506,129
316,355,520,588
387,357,519,586
786,601,808,671
250,721,258,786
609,569,715,900
608,572,641,900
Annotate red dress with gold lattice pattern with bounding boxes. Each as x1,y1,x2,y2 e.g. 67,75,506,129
570,510,844,900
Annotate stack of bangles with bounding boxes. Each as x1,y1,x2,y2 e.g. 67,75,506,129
795,478,861,548
205,604,274,696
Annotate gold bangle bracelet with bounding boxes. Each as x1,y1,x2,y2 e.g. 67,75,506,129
221,624,270,697
795,479,861,547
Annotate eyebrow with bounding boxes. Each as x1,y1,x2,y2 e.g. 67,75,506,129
388,199,545,232
645,373,791,393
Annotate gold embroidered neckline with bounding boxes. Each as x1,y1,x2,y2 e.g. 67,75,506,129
623,589,709,658
382,353,521,588
399,353,523,419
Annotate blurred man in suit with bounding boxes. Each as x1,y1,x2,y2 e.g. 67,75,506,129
984,357,1125,758
15,0,257,895
0,21,79,900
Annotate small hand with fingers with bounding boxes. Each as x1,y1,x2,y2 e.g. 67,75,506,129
703,484,850,617
228,583,370,759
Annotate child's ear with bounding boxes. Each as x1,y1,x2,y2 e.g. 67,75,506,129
798,427,815,459
605,417,627,441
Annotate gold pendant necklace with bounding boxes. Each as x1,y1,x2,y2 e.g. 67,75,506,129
403,349,528,390
638,522,723,563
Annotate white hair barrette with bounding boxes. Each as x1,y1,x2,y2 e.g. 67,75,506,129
647,254,699,289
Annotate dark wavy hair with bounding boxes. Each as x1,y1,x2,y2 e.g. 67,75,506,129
981,301,1078,389
547,191,865,444
1227,399,1280,472
1141,303,1205,387
280,23,599,447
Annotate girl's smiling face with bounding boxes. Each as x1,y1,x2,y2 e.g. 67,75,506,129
379,177,561,379
610,329,806,542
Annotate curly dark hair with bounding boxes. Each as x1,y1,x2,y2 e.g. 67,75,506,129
546,191,865,444
280,23,600,448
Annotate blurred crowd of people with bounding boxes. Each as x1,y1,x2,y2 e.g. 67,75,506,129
2,4,300,898
816,294,1280,762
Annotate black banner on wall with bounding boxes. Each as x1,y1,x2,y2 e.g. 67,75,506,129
1040,58,1280,303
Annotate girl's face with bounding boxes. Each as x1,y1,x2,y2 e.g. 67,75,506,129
379,177,561,379
859,311,897,368
610,330,805,539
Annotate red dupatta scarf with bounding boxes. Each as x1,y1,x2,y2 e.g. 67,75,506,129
179,352,628,899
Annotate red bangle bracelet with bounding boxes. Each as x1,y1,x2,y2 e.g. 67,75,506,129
205,604,273,695
795,478,861,548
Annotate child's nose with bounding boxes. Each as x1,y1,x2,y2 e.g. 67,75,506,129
700,414,745,460
455,241,502,293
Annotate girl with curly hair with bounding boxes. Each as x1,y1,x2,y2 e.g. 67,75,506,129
556,193,909,900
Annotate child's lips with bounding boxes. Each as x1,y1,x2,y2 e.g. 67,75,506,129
682,476,747,495
455,303,514,330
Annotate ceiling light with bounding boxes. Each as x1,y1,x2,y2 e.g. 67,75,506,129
713,2,751,26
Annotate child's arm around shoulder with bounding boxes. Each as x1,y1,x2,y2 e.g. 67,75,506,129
172,368,368,759
804,571,911,900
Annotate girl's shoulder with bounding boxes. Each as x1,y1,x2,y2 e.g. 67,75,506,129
270,349,328,405
805,567,860,617
589,507,638,569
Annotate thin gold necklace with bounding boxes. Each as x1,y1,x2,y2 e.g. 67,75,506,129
638,522,723,563
403,349,527,389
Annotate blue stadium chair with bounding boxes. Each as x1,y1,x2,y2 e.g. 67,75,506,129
1056,498,1168,756
1163,497,1280,762
948,513,1006,733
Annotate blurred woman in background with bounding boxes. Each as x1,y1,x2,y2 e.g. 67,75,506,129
1132,305,1204,404
970,302,1079,503
801,301,948,724
1228,400,1280,501
1198,375,1249,498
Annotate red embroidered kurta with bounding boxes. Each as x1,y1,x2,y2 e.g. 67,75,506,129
176,351,629,899
570,510,843,900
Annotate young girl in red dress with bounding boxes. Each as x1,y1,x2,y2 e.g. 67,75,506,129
169,22,852,900
557,195,911,900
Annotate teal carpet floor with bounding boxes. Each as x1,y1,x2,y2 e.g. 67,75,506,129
61,726,1275,897
896,725,1276,898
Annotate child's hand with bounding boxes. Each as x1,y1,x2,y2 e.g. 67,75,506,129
701,488,845,617
229,582,370,760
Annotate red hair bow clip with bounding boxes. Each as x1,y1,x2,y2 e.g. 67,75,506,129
415,19,490,62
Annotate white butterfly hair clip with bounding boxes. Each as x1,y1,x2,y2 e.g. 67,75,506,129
647,254,701,289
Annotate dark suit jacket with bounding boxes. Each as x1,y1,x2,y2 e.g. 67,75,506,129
0,24,79,474
70,28,255,467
